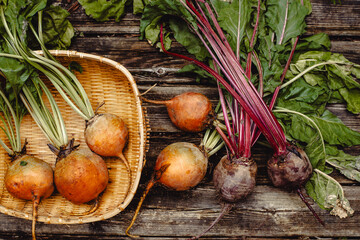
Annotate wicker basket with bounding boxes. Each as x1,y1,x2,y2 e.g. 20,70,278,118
0,50,148,224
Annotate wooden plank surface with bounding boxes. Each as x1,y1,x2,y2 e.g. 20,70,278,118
0,185,359,239
0,0,360,239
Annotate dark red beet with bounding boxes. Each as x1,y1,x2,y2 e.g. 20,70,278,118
267,144,324,226
141,92,214,132
214,156,257,202
189,156,257,239
267,144,312,189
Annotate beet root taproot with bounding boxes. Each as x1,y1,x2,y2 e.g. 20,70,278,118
85,113,128,159
189,156,257,239
84,113,131,198
126,141,208,238
154,142,208,190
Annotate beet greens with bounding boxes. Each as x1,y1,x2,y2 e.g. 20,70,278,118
0,2,134,200
126,127,224,238
157,0,324,231
0,78,54,240
20,77,109,206
139,0,360,220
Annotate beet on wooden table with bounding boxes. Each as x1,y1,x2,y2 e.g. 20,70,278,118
0,0,359,239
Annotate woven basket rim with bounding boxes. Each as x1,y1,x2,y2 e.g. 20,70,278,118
0,50,146,224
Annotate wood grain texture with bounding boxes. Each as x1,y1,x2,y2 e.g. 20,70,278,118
67,0,360,37
0,186,359,238
0,0,359,239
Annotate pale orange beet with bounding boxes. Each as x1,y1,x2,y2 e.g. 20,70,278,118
5,154,54,240
84,113,131,198
154,142,208,190
85,113,128,159
126,142,208,238
5,155,54,201
142,92,214,132
54,148,109,204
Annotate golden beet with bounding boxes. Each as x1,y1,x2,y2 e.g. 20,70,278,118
54,148,109,204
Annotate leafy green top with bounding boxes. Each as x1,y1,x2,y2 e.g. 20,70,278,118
138,0,360,218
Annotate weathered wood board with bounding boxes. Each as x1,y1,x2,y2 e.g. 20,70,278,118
0,0,359,239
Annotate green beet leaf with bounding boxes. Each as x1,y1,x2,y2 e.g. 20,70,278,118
339,88,360,114
78,0,129,22
304,134,327,170
286,51,360,114
155,31,171,51
295,33,331,53
143,15,162,46
1,0,47,44
326,145,360,182
276,77,330,115
169,18,209,61
265,0,308,45
305,169,354,218
0,1,74,111
133,0,149,14
68,61,83,74
314,110,360,146
285,109,360,147
41,6,74,49
217,0,256,51
281,77,326,103
140,0,196,40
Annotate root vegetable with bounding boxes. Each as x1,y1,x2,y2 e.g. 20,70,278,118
190,156,257,239
213,156,257,203
141,92,214,132
154,142,208,190
126,141,210,238
84,113,131,188
85,113,129,160
84,113,132,200
267,144,324,225
21,79,109,206
5,155,54,240
54,148,109,204
5,155,54,202
0,86,54,240
267,144,312,189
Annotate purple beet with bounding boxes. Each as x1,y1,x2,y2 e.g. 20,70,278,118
267,144,312,189
189,156,257,239
267,144,324,226
214,156,257,203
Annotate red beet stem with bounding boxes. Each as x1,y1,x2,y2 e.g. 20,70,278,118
297,188,325,226
160,17,286,155
251,36,300,146
245,0,261,78
189,203,233,240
